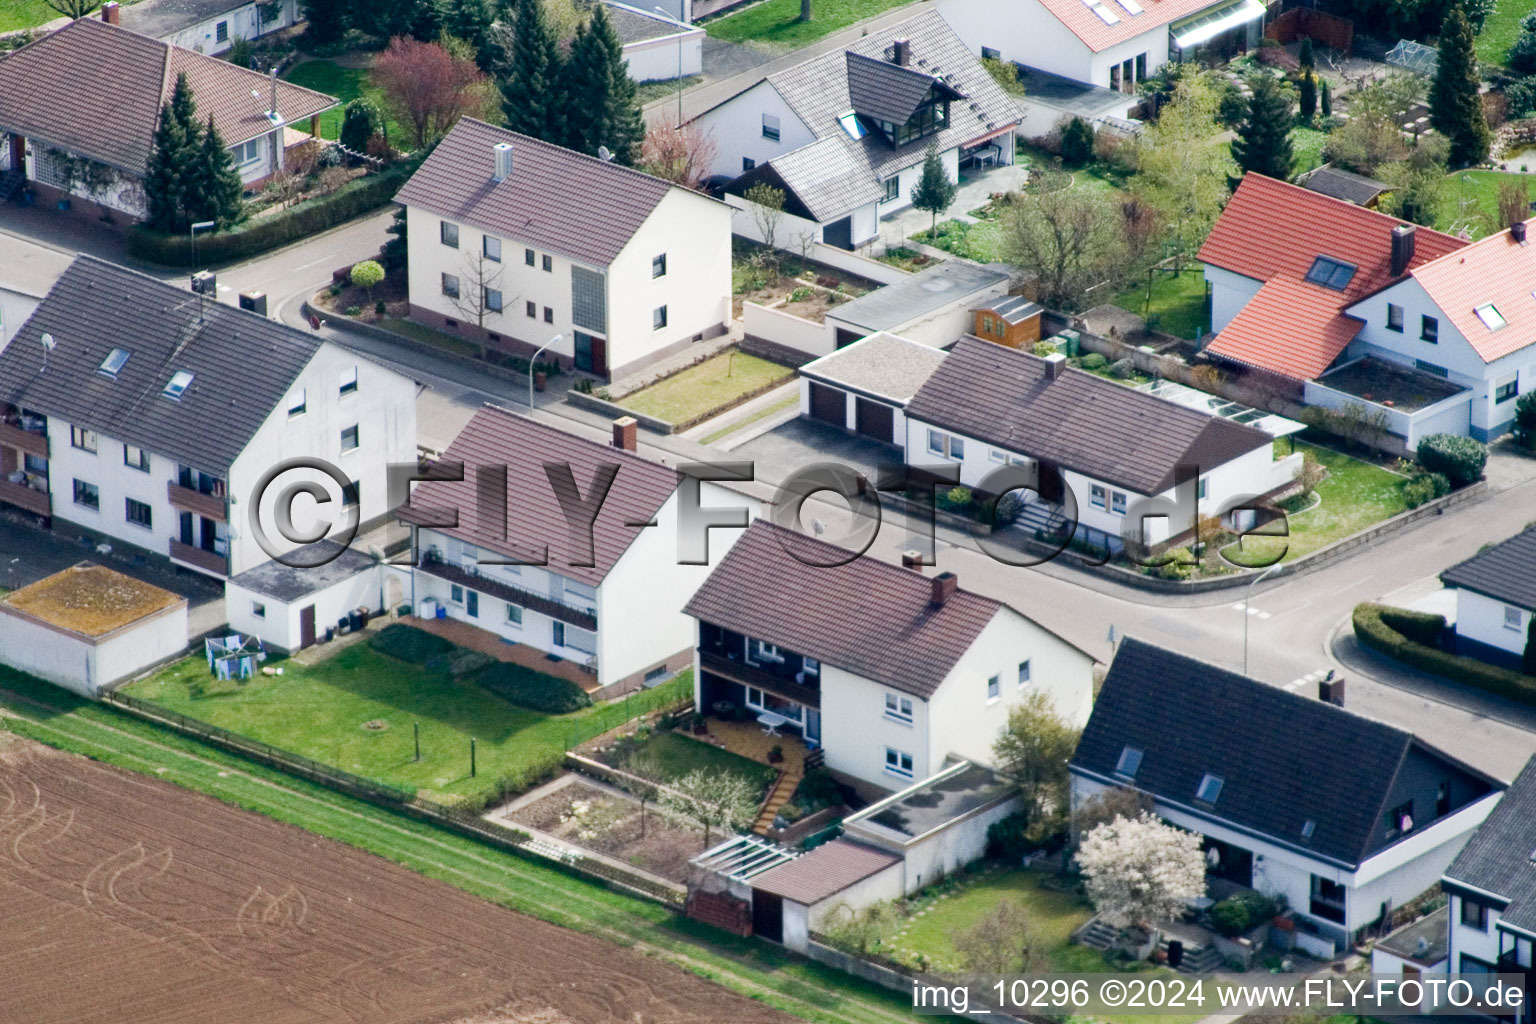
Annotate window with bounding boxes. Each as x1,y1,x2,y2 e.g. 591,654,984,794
882,176,899,202
543,306,554,324
1415,359,1449,378
927,429,946,456
506,602,523,626
1090,484,1107,509
1303,255,1357,290
1496,375,1519,404
485,288,503,313
339,366,358,396
216,20,228,41
441,273,460,299
542,254,552,272
884,693,914,723
884,747,914,778
450,584,464,603
1386,303,1404,332
525,248,535,266
1475,303,1506,330
1461,897,1488,931
836,110,867,140
440,221,459,248
123,445,149,472
989,448,1006,464
231,138,262,165
1300,819,1316,839
653,305,668,330
742,157,756,172
1436,781,1450,817
526,300,536,318
1017,660,1031,686
465,591,479,618
340,425,359,452
71,426,97,453
1115,746,1143,778
1135,52,1146,78
343,480,359,509
125,498,152,529
762,114,780,141
986,674,1000,700
1421,315,1439,343
1196,773,1224,804
652,253,667,278
72,479,99,510
949,436,964,459
1506,604,1523,630
288,389,307,417
483,235,501,262
252,601,266,619
1387,799,1414,837
99,347,130,377
1311,875,1346,923
747,639,782,665
163,370,194,400
1111,491,1127,515
981,45,1000,59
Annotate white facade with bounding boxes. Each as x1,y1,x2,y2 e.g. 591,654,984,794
694,80,817,182
0,598,187,697
1205,264,1265,335
225,565,384,653
1447,890,1534,988
148,0,301,55
621,27,705,82
936,0,1167,91
1452,588,1531,659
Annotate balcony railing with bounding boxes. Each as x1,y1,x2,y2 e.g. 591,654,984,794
698,648,822,709
167,481,228,522
419,557,597,631
169,539,228,576
1309,898,1346,925
0,421,48,459
0,478,50,516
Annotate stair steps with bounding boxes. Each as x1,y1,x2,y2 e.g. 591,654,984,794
752,770,802,835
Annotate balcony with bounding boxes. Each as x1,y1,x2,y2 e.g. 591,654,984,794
419,556,597,631
169,538,228,576
698,648,821,710
0,420,48,459
0,478,49,516
1309,897,1346,925
167,481,227,521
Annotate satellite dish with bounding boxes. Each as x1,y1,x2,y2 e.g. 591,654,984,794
811,518,825,536
597,145,613,162
40,332,55,351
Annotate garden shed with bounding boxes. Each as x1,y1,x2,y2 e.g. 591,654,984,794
224,540,385,652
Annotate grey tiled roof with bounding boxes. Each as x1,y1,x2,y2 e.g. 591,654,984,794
1445,755,1536,931
121,0,258,40
395,118,694,268
1073,638,1501,867
601,0,683,43
727,137,884,223
1300,166,1390,206
844,51,963,126
0,256,324,475
1441,527,1536,612
799,331,946,403
904,336,1273,495
827,260,1009,332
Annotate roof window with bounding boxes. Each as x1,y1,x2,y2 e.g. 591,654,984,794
1196,773,1224,804
1303,255,1357,290
163,370,194,400
1115,746,1143,778
1474,303,1506,330
99,348,130,378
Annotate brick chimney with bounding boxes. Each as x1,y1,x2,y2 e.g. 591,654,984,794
901,549,924,568
1319,672,1345,708
101,1,120,23
1390,224,1416,277
492,142,513,183
1513,221,1528,244
892,38,910,66
612,416,637,452
1043,351,1068,381
929,571,958,607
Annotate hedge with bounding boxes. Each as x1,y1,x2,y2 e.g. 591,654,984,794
368,623,455,664
1353,603,1536,705
478,662,592,714
1378,605,1447,647
127,159,420,267
1416,434,1487,487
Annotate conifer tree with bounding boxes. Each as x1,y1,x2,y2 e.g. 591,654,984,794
911,143,957,233
501,0,562,140
1231,75,1295,181
143,73,205,234
194,115,246,228
558,6,643,163
1429,5,1491,168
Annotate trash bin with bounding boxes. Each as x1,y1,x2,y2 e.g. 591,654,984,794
349,610,366,631
1166,939,1184,969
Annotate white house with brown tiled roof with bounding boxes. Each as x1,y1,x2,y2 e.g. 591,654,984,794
395,118,732,380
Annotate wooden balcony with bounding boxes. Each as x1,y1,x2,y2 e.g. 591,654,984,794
0,421,48,459
0,478,49,517
699,649,821,709
167,481,227,522
169,538,228,576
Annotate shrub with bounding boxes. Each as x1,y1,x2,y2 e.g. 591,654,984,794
350,259,385,291
1060,116,1094,167
1379,605,1447,647
938,485,974,512
344,305,362,316
1353,603,1536,703
1081,352,1108,370
1109,358,1136,379
1033,341,1058,357
1515,392,1536,449
1416,434,1486,486
477,662,592,714
1210,891,1281,936
1510,31,1536,76
368,624,455,664
992,491,1024,525
340,98,381,152
375,299,386,315
1156,547,1195,581
1402,474,1437,509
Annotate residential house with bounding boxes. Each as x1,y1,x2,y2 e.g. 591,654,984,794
902,337,1298,549
1071,638,1505,954
690,11,1022,251
935,0,1265,125
823,259,1011,348
115,0,301,55
0,256,419,581
603,1,704,82
1441,526,1536,668
398,408,759,693
683,518,1095,789
395,118,732,380
0,16,335,219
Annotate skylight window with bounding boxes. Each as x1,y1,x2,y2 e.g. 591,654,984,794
1115,746,1144,778
99,348,130,378
1303,256,1357,291
1475,303,1507,330
837,110,867,141
163,370,194,400
1115,0,1144,14
1301,819,1316,839
1196,773,1224,804
1086,0,1120,23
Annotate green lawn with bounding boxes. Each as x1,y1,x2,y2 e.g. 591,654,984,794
635,75,703,106
0,667,933,1024
283,58,406,144
621,349,794,424
377,317,485,358
120,643,689,806
701,394,799,444
0,0,69,32
1476,1,1526,67
1223,440,1410,566
914,218,1005,263
1290,124,1330,177
1435,170,1536,240
1112,268,1208,340
624,730,778,790
705,0,920,48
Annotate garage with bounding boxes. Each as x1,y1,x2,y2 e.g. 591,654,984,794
854,397,894,444
797,332,948,457
807,381,847,426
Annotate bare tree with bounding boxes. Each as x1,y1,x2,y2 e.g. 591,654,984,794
999,172,1118,310
372,36,497,149
661,769,758,847
638,122,719,191
744,182,786,251
44,0,102,18
950,899,1050,975
451,251,510,354
1498,178,1530,231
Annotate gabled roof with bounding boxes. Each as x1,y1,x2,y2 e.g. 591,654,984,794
845,51,964,126
400,406,679,587
395,118,707,268
1201,174,1465,381
1072,638,1502,867
0,18,335,174
1299,166,1391,206
120,0,260,41
1030,0,1244,53
904,337,1273,495
1406,221,1536,364
1441,526,1536,612
1445,755,1536,932
684,519,1007,699
726,137,885,224
0,256,327,475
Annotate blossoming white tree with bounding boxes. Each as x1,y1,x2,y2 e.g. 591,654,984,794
1075,812,1206,928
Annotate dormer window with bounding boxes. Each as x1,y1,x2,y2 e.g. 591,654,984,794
880,94,950,146
837,110,867,140
163,370,194,400
1115,746,1143,778
99,348,130,378
1196,773,1223,804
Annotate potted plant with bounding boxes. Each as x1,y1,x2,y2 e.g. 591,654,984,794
690,711,708,735
768,744,784,764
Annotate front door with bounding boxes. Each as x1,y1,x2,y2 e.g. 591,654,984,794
298,605,316,648
5,134,21,173
804,709,821,745
574,332,606,375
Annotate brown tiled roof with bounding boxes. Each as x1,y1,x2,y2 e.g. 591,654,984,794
0,18,334,174
394,118,690,268
903,337,1273,495
684,520,1003,698
399,406,679,587
749,839,899,905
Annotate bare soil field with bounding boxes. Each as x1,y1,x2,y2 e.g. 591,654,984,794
0,735,789,1024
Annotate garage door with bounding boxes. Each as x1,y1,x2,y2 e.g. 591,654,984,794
807,382,846,426
854,397,894,443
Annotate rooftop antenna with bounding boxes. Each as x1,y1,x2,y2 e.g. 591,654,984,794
597,145,614,162
39,331,54,373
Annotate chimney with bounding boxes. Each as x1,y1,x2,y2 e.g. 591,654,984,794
892,38,910,66
1319,672,1345,708
1390,224,1416,277
1043,350,1068,381
901,549,925,568
929,571,958,607
493,142,513,183
612,416,637,452
101,1,119,23
1513,221,1528,244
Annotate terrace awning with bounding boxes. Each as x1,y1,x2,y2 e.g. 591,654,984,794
1170,0,1265,49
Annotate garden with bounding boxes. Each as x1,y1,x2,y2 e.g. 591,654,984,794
617,349,795,425
731,239,877,320
703,0,919,49
1110,268,1209,340
283,57,407,145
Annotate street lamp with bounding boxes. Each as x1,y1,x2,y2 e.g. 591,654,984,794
1242,561,1283,677
654,5,687,126
529,333,562,411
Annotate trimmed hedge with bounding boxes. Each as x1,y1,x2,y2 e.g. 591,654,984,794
478,662,592,714
367,623,455,664
1416,434,1487,487
127,160,420,267
1353,603,1536,705
1378,605,1447,647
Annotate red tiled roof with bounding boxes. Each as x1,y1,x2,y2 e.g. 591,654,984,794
750,840,899,905
1408,222,1536,364
1034,0,1233,53
1200,174,1466,381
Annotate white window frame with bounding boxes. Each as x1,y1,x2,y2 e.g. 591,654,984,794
1017,659,1031,686
927,429,946,456
338,367,358,396
483,234,502,262
884,747,915,778
340,424,360,453
746,639,783,666
506,602,523,626
72,478,99,510
1505,604,1523,631
288,388,307,417
124,444,150,472
1111,490,1127,515
71,426,98,453
1090,484,1107,509
883,692,913,724
986,674,1000,701
762,113,781,141
252,601,266,619
440,220,459,248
